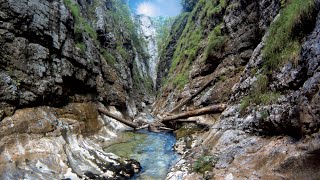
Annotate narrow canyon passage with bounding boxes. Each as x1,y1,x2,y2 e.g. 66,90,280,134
1,0,320,179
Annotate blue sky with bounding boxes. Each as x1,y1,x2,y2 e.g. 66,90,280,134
128,0,182,17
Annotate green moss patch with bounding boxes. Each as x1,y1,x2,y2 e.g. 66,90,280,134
76,42,86,54
193,155,218,174
101,49,116,65
64,0,97,40
174,123,203,139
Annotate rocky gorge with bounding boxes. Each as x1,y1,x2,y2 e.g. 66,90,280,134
1,0,320,179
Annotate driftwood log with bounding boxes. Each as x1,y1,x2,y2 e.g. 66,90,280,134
98,104,226,132
169,74,217,113
162,104,226,122
98,108,138,129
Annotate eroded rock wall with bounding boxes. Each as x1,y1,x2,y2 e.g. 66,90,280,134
154,0,281,113
0,0,151,178
0,0,153,120
156,0,320,179
0,103,141,179
135,15,159,89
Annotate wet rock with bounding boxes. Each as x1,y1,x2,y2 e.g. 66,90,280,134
0,104,141,179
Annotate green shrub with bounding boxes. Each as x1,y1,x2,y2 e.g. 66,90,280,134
116,45,130,61
220,0,227,8
193,155,218,174
262,0,317,71
171,11,199,65
240,74,280,112
252,74,269,95
63,0,97,40
164,0,228,89
64,0,80,21
111,0,137,43
204,23,226,60
240,92,281,113
83,21,97,40
169,25,202,74
258,92,281,105
240,96,250,113
240,0,316,113
201,0,227,21
173,72,188,90
101,49,116,65
260,110,269,119
280,0,287,7
76,42,86,54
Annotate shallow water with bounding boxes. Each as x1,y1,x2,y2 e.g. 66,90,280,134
104,129,179,179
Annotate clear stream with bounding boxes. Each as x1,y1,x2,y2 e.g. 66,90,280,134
104,129,179,179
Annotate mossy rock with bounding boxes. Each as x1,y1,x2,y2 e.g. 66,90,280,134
193,155,218,174
174,123,203,139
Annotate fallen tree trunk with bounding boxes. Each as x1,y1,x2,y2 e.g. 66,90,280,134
162,104,226,122
169,74,217,113
98,108,138,129
136,124,149,130
159,127,174,131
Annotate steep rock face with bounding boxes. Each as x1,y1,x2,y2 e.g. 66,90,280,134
156,13,189,90
155,0,320,179
0,0,150,178
135,15,159,88
154,0,280,113
223,2,320,137
0,0,151,120
181,0,198,12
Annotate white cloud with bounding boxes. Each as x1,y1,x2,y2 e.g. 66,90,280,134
137,2,158,17
133,0,181,17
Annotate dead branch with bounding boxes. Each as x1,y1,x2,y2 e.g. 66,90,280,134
98,108,138,129
162,104,226,122
169,74,217,113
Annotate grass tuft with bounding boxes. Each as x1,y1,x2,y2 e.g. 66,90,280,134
101,49,116,65
76,42,86,54
204,23,227,60
262,0,317,71
240,74,280,112
63,0,97,40
173,72,189,90
240,0,317,113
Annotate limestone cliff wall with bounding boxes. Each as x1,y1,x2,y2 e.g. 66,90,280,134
155,0,281,112
0,0,151,179
134,15,159,88
0,0,153,120
155,0,320,179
